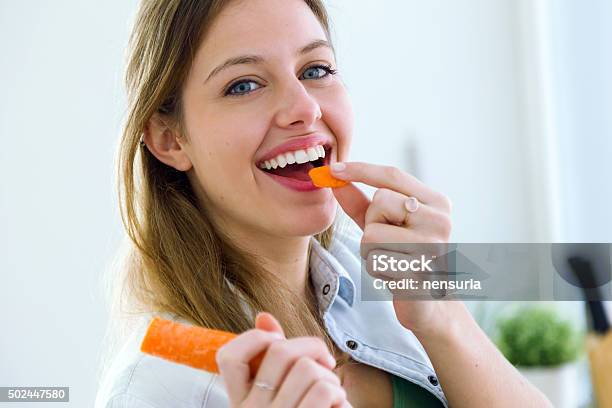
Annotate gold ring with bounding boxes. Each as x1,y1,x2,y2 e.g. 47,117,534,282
400,197,419,226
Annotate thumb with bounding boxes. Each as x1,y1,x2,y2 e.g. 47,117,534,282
332,183,370,231
255,312,285,338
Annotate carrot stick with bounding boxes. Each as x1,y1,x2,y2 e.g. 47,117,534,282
140,316,264,376
308,165,349,188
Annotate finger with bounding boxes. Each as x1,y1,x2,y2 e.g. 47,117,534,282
360,223,431,260
365,188,412,226
330,162,440,205
255,312,285,338
296,380,347,408
273,356,340,408
365,191,450,234
249,337,336,405
332,182,370,230
216,329,283,404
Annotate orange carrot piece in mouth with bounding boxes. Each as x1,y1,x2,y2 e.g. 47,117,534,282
140,317,264,376
308,165,349,188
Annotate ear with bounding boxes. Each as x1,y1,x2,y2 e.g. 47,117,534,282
142,112,193,171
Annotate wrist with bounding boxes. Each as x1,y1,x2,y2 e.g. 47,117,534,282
412,301,473,346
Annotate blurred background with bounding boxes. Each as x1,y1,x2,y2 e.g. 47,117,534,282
1,0,610,406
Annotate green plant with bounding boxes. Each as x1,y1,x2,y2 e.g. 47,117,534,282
495,306,582,367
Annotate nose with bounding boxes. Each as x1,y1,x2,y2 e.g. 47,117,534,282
273,79,322,129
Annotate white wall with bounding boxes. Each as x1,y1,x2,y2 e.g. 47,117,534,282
546,0,612,242
0,1,135,406
1,0,604,406
327,0,538,242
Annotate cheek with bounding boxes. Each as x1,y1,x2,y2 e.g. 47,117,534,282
321,87,354,162
189,135,256,216
186,112,270,211
192,110,267,173
183,93,267,175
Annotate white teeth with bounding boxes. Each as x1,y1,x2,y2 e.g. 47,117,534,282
294,149,309,164
285,152,296,164
317,145,325,158
260,144,328,169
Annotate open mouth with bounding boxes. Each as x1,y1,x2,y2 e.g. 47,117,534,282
257,144,331,181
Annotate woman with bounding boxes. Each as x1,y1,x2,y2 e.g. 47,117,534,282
95,0,552,407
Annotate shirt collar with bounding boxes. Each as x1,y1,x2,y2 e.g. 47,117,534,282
222,234,357,314
309,235,356,310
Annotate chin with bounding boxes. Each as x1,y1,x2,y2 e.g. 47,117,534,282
277,204,337,237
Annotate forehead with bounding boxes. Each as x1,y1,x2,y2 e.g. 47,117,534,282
197,0,328,66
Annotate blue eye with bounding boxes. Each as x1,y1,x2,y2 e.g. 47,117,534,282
301,65,335,80
225,80,262,97
224,64,338,97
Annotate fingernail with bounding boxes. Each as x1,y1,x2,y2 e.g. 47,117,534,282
331,162,346,172
327,355,337,367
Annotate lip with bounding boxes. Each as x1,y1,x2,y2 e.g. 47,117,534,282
255,133,336,192
255,134,333,167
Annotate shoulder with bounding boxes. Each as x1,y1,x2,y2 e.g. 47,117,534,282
95,316,230,408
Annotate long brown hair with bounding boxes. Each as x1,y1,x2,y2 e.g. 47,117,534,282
103,0,351,374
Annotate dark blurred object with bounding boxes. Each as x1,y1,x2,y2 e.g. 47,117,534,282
568,256,610,333
568,256,612,407
552,244,612,291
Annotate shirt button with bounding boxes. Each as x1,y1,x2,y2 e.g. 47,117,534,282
428,375,439,386
322,284,331,295
346,340,358,350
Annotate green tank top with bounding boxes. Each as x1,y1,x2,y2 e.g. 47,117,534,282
391,374,445,407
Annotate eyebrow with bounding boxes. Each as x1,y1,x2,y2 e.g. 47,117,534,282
204,39,332,84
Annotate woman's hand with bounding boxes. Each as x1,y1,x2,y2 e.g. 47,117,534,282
329,162,455,338
330,162,554,408
216,312,351,408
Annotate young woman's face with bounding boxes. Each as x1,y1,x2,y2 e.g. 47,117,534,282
180,0,354,239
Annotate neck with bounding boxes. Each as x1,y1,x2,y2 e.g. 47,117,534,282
192,180,315,300
222,221,314,299
259,235,312,298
